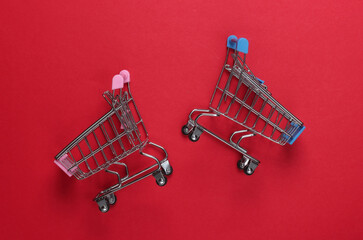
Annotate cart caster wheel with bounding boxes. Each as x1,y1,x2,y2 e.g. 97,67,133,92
244,167,254,175
182,125,190,135
163,165,173,176
189,132,200,142
107,193,117,205
98,201,110,213
156,176,167,187
237,159,245,170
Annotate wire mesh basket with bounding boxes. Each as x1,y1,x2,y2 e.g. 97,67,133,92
54,70,173,212
182,35,305,175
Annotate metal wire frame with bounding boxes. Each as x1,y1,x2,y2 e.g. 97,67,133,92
186,109,260,160
55,82,149,180
93,141,168,202
209,46,304,145
182,39,305,175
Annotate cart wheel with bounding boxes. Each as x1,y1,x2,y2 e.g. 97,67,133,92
98,201,110,213
237,159,245,170
156,176,167,187
107,193,117,205
163,165,173,176
244,167,254,175
188,132,200,142
182,125,190,135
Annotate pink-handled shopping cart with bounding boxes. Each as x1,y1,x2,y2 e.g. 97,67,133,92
54,70,173,212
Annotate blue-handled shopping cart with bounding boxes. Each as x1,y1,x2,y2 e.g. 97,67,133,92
182,35,305,175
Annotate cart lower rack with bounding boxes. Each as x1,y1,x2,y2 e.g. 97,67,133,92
182,35,305,175
54,70,173,212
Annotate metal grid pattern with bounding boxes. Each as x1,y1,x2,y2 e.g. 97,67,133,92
209,47,303,145
55,85,148,180
182,35,305,175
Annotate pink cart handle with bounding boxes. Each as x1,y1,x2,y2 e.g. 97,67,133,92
120,70,130,83
112,70,131,90
54,154,77,177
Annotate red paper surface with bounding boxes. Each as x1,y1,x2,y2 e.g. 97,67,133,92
1,1,362,239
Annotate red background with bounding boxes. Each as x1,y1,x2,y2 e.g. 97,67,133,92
1,1,362,239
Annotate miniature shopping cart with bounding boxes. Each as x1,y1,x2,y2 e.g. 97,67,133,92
54,70,173,213
182,35,305,175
